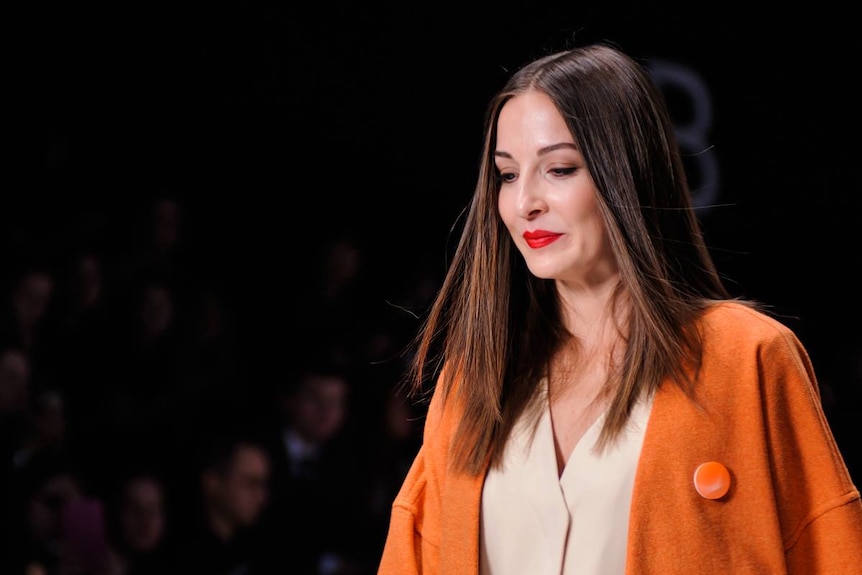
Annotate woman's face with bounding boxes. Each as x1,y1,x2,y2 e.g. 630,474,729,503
495,90,618,289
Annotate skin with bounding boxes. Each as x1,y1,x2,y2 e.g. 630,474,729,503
495,90,625,473
220,445,270,527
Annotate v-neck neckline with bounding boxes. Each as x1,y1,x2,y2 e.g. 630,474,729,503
540,377,609,481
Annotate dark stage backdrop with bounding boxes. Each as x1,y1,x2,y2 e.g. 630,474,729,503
8,3,862,477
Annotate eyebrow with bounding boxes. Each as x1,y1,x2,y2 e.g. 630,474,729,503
494,142,579,159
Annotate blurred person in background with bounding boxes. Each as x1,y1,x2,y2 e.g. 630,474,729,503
103,469,172,575
0,346,32,464
9,387,69,474
259,350,369,575
3,452,91,575
0,266,56,355
0,266,58,389
172,431,271,575
360,382,423,565
96,277,184,468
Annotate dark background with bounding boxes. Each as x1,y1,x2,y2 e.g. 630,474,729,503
9,3,861,476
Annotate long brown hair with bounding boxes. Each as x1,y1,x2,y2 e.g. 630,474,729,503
404,41,743,476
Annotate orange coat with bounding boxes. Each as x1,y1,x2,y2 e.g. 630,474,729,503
378,303,862,574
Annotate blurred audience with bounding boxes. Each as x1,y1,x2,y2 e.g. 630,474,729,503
258,350,372,575
103,469,171,575
48,250,112,384
9,387,68,475
117,195,190,294
0,202,444,574
0,346,32,452
96,276,185,464
361,383,423,560
0,266,58,388
0,346,35,524
2,451,97,575
0,266,56,354
172,431,271,575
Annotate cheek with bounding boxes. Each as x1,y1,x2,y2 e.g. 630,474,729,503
552,182,599,218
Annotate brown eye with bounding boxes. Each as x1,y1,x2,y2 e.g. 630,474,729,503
498,171,517,183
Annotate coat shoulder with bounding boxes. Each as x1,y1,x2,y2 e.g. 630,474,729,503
699,301,802,352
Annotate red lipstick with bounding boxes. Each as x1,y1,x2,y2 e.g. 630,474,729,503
523,230,562,248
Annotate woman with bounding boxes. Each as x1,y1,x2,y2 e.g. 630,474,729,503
377,42,862,574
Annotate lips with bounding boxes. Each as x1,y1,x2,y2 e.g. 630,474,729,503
523,230,563,248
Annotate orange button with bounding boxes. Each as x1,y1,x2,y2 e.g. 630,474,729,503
693,461,731,499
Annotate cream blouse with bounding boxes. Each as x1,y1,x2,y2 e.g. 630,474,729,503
480,381,654,575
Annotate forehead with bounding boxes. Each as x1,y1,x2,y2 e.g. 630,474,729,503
124,478,163,500
231,444,270,472
495,91,573,150
301,373,348,391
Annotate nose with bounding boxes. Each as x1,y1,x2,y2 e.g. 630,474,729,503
514,176,547,219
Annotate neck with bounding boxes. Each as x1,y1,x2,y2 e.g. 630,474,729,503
550,278,629,398
555,274,624,336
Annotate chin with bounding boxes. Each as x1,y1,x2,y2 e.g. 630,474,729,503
525,263,562,281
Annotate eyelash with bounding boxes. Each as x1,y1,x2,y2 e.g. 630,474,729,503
498,167,577,183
